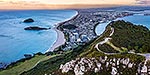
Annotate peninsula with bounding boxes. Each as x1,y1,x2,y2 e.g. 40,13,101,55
56,9,133,51
0,6,150,75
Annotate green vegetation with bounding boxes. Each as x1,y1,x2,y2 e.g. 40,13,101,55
98,43,120,53
106,41,121,52
0,52,59,75
109,20,150,53
21,45,88,75
0,55,47,75
97,20,150,53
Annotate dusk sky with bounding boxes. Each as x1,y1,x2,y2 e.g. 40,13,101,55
0,0,150,9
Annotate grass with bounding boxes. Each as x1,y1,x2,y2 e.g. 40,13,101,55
0,55,56,75
21,49,84,75
106,41,121,52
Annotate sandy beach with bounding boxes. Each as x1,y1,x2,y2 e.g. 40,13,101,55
46,11,78,52
46,27,66,52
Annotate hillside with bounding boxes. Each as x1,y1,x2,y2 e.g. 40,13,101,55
19,20,150,75
97,20,150,53
109,20,150,53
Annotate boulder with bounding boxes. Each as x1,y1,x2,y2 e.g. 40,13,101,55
24,54,32,58
24,26,48,30
23,18,34,23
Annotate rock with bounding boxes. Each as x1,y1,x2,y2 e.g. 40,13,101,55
23,18,34,23
122,65,126,68
24,26,48,30
128,63,133,68
24,54,32,58
94,68,99,73
106,62,109,67
111,67,118,75
80,66,85,72
0,62,7,69
141,65,147,73
96,62,101,69
105,56,108,61
112,63,116,66
59,64,63,69
74,64,84,75
117,58,120,65
123,58,129,65
148,72,150,75
113,58,116,62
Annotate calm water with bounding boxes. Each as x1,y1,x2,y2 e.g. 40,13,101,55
0,10,77,68
96,14,150,35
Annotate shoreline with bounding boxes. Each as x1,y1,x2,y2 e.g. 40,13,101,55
0,10,79,69
46,27,66,52
46,10,79,52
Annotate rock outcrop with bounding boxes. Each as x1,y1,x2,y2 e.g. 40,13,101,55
24,26,49,30
24,54,32,58
59,56,150,75
23,18,34,23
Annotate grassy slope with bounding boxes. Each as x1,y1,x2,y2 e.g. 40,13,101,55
0,55,56,75
21,45,88,75
109,20,150,53
97,20,150,53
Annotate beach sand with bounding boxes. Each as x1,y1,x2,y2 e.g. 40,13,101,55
46,27,66,52
46,11,78,52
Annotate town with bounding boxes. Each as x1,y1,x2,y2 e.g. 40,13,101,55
57,9,133,51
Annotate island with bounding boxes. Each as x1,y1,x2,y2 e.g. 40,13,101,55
23,18,34,23
24,26,49,30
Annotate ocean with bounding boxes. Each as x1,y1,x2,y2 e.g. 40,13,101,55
96,13,150,35
0,10,77,68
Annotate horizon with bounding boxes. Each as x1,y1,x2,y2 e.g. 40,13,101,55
0,0,150,10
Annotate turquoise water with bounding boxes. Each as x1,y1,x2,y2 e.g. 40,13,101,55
96,14,150,35
95,22,110,35
0,10,77,67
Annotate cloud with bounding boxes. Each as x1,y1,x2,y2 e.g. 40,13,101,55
0,0,40,4
136,0,150,5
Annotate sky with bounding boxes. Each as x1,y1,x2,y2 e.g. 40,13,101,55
0,0,150,9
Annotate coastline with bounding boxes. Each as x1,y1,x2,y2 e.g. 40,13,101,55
46,10,79,52
46,27,66,52
1,7,150,75
0,10,79,69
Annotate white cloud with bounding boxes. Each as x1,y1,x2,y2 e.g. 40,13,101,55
136,0,150,5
